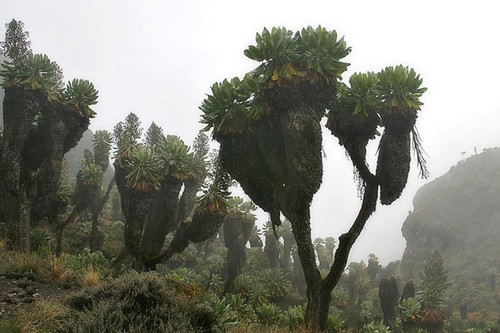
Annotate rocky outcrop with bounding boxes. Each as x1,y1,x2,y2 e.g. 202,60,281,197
401,147,500,282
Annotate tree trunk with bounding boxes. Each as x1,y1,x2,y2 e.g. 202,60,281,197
318,180,379,330
379,276,400,328
141,178,182,261
0,87,44,251
90,174,115,252
290,216,322,332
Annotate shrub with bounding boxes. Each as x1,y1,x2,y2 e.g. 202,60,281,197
254,303,282,326
56,271,217,332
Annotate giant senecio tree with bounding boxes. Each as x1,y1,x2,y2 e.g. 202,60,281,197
200,26,428,331
0,49,98,252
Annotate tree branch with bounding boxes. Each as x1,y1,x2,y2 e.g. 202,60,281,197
322,180,378,292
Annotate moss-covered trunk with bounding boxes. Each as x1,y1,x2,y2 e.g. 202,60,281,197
0,87,45,251
141,178,183,262
222,215,253,294
177,179,201,224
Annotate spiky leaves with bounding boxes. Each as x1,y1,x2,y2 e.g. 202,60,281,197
93,130,113,153
200,77,263,139
125,147,161,192
0,54,59,97
377,65,426,122
80,159,103,188
92,130,113,171
244,26,350,88
63,79,98,118
157,135,191,180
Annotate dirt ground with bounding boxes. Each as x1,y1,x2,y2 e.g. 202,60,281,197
0,272,70,318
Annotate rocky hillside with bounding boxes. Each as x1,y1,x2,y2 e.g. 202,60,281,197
401,147,500,283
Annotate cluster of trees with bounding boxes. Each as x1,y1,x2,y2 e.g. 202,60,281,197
0,21,433,331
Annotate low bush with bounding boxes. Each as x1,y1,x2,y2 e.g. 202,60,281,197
56,271,218,332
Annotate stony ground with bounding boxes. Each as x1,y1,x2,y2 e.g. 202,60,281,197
0,272,69,318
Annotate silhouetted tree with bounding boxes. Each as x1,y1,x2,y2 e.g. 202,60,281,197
379,276,400,329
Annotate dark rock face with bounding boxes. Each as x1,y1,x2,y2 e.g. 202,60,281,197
400,147,500,282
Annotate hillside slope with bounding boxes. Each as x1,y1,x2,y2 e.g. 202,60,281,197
401,147,500,283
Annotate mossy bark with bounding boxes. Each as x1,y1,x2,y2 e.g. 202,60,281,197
0,87,44,251
222,215,253,294
379,276,400,328
141,178,183,261
376,130,411,205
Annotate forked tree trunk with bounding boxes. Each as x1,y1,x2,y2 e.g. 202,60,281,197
288,180,378,331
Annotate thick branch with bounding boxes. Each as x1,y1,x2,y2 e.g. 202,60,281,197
322,180,378,292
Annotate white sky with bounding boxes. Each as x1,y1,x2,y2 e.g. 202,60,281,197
2,0,499,265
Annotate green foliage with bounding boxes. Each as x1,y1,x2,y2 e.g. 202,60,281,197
254,303,282,326
361,320,392,333
244,26,350,83
420,251,448,310
113,112,143,151
0,19,32,62
400,297,421,321
63,248,107,272
157,135,191,179
284,305,305,331
201,25,352,138
377,65,427,114
145,121,165,149
92,130,113,154
248,281,271,306
297,25,350,78
258,268,291,297
196,181,230,216
326,312,345,333
332,72,380,117
0,53,59,96
227,196,257,221
79,159,103,187
63,78,99,118
57,271,217,333
125,146,161,192
212,296,239,331
200,76,262,137
30,229,52,254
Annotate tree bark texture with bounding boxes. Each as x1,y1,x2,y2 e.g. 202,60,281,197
0,87,44,251
222,216,252,295
141,178,182,260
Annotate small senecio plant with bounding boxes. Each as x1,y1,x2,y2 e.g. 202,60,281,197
0,53,98,118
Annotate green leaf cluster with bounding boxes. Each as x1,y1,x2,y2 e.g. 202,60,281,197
377,65,427,114
244,25,350,84
200,77,264,138
196,182,231,216
201,25,351,138
80,159,103,187
125,146,161,192
0,54,59,97
420,251,448,310
92,130,113,154
156,135,191,180
63,78,98,118
0,53,98,117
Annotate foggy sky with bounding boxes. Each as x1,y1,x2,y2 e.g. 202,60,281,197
2,0,499,265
